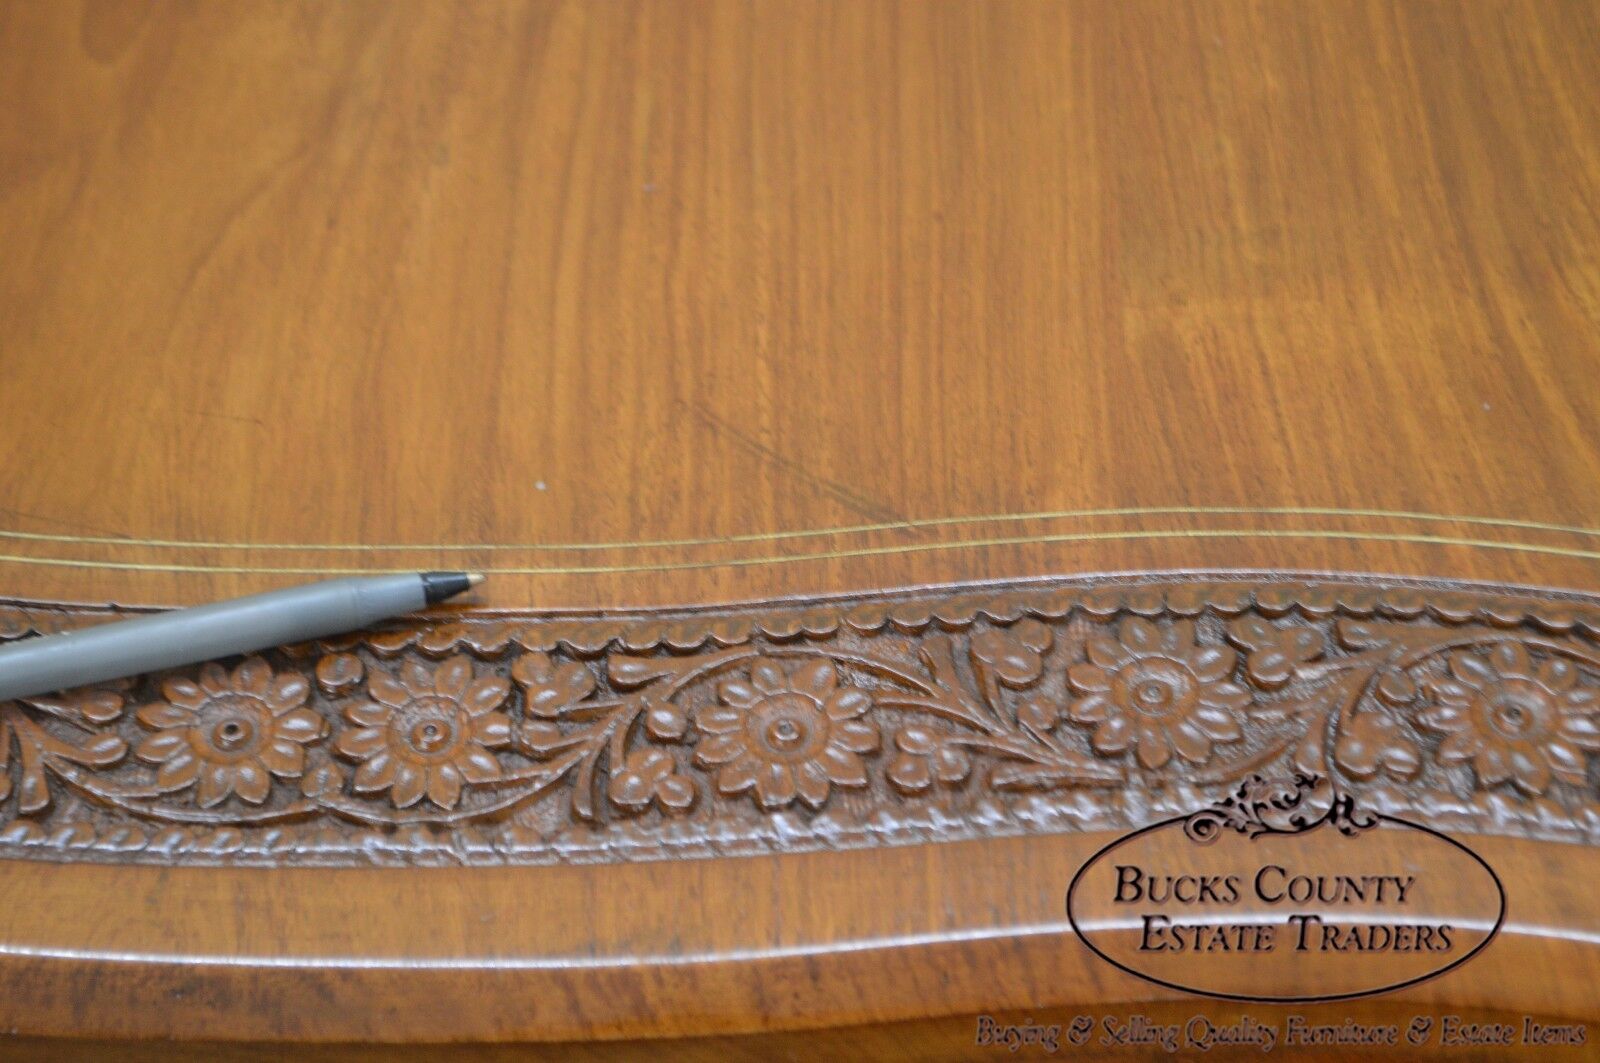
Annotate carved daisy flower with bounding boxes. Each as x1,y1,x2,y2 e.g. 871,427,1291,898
1066,618,1250,769
335,656,511,809
694,658,880,810
1420,643,1599,795
135,659,322,807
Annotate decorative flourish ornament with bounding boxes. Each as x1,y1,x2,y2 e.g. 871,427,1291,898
0,577,1597,865
135,659,322,807
1419,643,1599,795
693,658,879,810
1065,618,1250,769
335,656,512,809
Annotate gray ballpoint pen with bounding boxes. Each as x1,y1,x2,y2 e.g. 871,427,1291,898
0,572,484,702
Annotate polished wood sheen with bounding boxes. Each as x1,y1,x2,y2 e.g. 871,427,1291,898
1,0,1599,1056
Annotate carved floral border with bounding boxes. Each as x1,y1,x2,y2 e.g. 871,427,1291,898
1,575,1599,866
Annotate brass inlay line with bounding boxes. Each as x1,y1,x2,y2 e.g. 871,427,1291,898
0,506,1597,553
2,528,1598,577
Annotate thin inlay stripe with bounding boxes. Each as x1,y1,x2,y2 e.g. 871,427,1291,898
0,506,1596,553
2,528,1599,577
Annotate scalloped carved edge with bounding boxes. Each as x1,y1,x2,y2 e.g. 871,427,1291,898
1,574,1599,867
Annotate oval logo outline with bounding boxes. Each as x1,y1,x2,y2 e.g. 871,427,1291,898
1065,813,1507,1004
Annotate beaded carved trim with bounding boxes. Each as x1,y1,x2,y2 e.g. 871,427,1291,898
1,576,1599,865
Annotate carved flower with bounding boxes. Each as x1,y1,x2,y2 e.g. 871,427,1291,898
694,658,879,809
1066,619,1250,769
969,619,1053,687
1420,643,1599,795
1016,696,1062,734
608,748,696,814
886,725,972,794
512,651,596,717
335,656,512,809
1334,712,1421,780
135,659,322,807
1226,617,1323,690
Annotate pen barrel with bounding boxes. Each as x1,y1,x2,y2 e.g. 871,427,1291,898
0,576,425,703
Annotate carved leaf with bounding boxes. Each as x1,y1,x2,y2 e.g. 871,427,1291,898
0,579,1592,865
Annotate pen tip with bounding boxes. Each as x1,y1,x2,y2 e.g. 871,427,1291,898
420,572,485,604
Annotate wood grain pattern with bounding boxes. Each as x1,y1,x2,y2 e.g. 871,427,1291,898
1,0,1598,608
0,829,1593,1043
3,0,1600,1054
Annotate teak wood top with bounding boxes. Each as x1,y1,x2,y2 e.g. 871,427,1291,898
2,0,1599,1055
3,0,1599,609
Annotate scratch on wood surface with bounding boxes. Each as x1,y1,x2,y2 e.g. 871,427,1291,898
673,397,912,530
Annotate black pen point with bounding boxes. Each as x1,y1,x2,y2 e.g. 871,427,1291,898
421,571,482,605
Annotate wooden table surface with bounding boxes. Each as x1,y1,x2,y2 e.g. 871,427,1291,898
2,0,1599,1055
3,0,1599,609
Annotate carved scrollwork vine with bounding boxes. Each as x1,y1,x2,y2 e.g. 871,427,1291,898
0,576,1598,866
